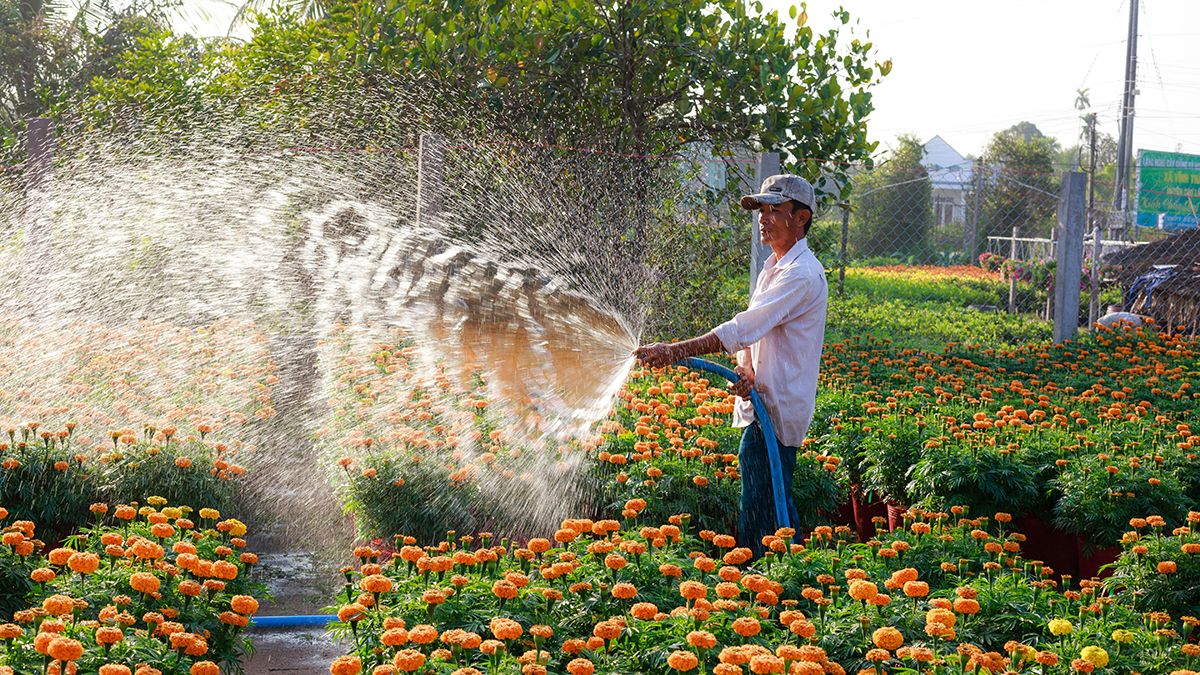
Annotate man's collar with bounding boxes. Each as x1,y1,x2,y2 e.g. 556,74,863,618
765,237,810,270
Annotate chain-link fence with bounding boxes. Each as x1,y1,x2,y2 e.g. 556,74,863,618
801,157,1172,350
9,117,1197,350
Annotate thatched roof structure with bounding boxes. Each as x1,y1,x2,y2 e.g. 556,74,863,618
1104,230,1200,333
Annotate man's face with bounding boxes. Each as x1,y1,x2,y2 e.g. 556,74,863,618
757,201,807,246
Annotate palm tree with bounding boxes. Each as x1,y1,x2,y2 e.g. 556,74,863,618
225,0,330,33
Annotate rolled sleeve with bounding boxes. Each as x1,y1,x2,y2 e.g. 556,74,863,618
712,319,742,354
712,272,812,352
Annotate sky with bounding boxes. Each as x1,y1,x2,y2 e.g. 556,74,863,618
769,0,1200,161
179,0,1199,163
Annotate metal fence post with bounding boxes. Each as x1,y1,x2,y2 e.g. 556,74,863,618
749,152,780,295
415,133,444,227
1088,226,1102,327
1007,226,1019,314
1053,172,1087,343
964,159,981,259
1044,227,1058,320
838,204,849,296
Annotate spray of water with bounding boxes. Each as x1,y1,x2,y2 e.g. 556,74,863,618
0,79,709,544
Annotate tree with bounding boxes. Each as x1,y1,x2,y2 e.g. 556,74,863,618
976,122,1060,240
0,0,188,163
308,0,889,194
849,134,934,261
70,0,889,192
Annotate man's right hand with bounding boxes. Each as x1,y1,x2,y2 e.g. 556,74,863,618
730,364,754,398
633,343,680,369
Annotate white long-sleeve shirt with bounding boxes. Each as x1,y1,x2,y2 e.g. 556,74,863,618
712,237,827,447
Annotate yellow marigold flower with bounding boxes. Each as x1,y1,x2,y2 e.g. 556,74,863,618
1111,629,1134,644
1048,618,1073,636
1080,646,1109,668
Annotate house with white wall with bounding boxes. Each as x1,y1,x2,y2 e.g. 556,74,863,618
922,135,973,227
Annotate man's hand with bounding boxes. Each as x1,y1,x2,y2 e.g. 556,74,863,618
730,363,755,398
633,342,680,369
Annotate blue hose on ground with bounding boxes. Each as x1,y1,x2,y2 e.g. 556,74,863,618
252,357,790,630
677,357,791,531
250,614,335,629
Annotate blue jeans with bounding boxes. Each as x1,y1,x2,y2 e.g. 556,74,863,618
738,422,799,558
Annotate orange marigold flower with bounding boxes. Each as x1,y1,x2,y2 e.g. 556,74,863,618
631,602,658,620
330,656,362,675
732,617,761,637
848,580,878,602
129,573,160,595
42,595,74,617
408,625,438,644
96,627,123,645
679,581,707,600
748,654,784,674
667,650,699,671
927,607,957,626
31,568,55,584
611,583,637,600
687,630,717,649
392,650,425,673
492,580,518,600
872,626,904,650
903,581,930,598
47,637,84,662
1035,651,1059,666
490,618,523,641
66,552,99,575
566,658,594,675
230,595,259,615
381,629,408,647
592,621,621,641
219,611,249,628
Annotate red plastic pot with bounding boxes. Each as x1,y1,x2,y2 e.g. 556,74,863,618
886,502,907,533
851,486,887,540
1076,539,1121,580
1015,513,1079,579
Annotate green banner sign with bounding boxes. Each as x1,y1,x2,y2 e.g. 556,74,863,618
1137,149,1200,230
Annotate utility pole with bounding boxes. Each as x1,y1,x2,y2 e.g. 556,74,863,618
1111,0,1138,240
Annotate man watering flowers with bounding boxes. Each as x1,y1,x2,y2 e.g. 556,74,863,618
634,174,828,558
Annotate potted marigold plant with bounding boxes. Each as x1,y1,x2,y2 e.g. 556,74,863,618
1107,512,1200,613
812,394,884,539
1053,452,1191,560
908,444,1041,520
860,415,925,530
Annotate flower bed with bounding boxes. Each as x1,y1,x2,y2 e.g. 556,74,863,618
0,318,275,535
331,318,1200,564
820,325,1200,552
328,333,842,543
0,423,251,539
0,496,266,672
326,503,1200,674
0,318,278,434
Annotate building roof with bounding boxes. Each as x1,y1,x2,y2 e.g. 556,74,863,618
922,135,973,189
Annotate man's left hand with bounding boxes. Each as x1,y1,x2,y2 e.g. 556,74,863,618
633,343,680,369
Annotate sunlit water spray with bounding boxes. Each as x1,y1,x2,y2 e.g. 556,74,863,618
0,93,697,541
